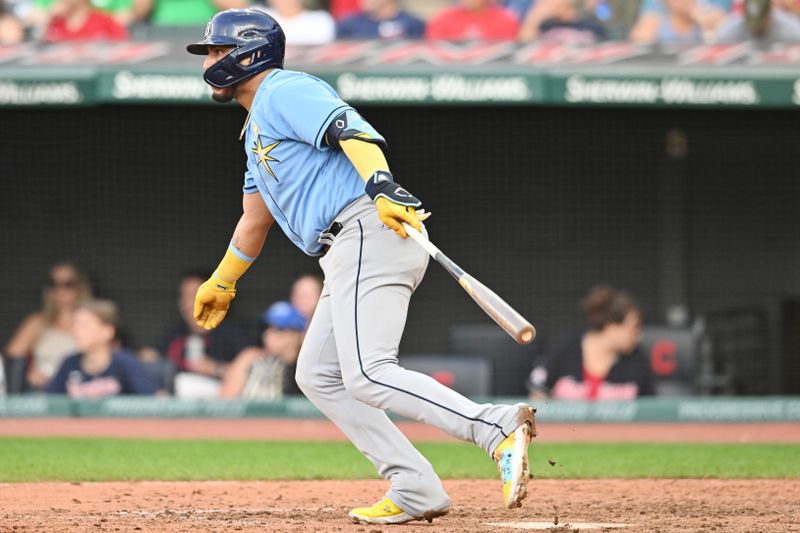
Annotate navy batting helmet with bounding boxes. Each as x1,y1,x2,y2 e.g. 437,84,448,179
187,9,285,89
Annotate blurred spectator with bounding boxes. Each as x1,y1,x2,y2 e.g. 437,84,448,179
219,301,306,399
603,0,646,39
772,0,800,15
138,271,248,398
527,286,654,401
289,272,323,325
43,0,128,41
630,0,719,44
714,0,800,42
426,0,519,41
330,0,360,20
0,0,24,43
640,0,732,15
519,0,606,44
254,0,335,45
127,0,245,26
45,299,158,397
337,0,425,39
4,262,90,391
29,0,132,32
503,0,534,22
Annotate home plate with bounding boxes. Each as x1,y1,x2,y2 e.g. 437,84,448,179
485,522,631,530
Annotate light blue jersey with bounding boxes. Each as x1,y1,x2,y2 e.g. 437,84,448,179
242,69,385,256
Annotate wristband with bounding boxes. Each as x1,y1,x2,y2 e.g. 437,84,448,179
213,241,254,285
365,171,422,208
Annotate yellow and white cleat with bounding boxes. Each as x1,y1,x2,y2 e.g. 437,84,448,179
349,496,448,525
493,404,537,508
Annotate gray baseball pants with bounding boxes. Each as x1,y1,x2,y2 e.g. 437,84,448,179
295,196,523,516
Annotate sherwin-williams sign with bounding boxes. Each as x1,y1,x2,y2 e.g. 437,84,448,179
0,41,798,107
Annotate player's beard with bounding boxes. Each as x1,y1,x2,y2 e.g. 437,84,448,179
211,86,235,103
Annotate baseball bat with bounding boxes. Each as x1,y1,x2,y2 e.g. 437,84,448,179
403,223,536,345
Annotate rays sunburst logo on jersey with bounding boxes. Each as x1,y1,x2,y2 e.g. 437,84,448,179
251,122,281,180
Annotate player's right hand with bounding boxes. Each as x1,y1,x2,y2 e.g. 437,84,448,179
193,277,236,330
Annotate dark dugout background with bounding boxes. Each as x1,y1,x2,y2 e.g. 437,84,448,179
1,105,798,393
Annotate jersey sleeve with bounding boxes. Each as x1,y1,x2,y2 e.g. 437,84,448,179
271,76,353,150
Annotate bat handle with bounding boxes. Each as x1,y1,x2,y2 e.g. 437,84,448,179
403,223,439,257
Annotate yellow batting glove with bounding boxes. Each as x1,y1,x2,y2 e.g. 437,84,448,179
366,171,428,239
375,198,425,239
194,277,236,330
194,242,254,330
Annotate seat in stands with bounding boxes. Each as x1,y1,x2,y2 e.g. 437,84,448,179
639,325,697,396
400,354,492,397
448,324,541,396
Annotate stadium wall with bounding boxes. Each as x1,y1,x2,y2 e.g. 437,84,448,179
1,105,798,393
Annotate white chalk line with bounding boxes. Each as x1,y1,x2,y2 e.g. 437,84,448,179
485,521,632,530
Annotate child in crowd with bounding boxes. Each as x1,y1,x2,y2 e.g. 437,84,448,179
220,301,307,399
46,299,158,397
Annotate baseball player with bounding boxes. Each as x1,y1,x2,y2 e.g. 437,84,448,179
188,9,536,525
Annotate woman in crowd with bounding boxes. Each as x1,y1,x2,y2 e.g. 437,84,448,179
46,299,158,397
5,262,91,390
528,286,654,401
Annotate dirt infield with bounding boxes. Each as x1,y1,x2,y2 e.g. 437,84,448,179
2,418,799,442
1,479,798,532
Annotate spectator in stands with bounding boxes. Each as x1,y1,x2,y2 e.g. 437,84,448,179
330,0,361,20
126,0,245,26
527,286,654,401
426,0,520,40
219,301,306,399
773,0,800,15
43,0,128,41
630,0,723,44
0,0,24,43
27,0,132,34
253,0,335,45
45,299,158,397
518,0,606,44
337,0,425,39
603,0,648,39
714,0,800,42
139,271,248,398
4,262,90,391
289,272,323,325
502,0,534,22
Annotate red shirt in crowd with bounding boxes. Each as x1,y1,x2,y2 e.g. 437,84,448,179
426,6,519,41
45,11,128,42
329,0,361,20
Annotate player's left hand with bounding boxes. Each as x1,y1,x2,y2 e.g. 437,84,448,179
375,198,430,239
193,277,236,330
365,171,430,239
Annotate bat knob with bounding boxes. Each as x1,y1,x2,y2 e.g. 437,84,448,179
518,327,536,345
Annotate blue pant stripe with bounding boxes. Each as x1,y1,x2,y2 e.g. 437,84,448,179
353,220,508,439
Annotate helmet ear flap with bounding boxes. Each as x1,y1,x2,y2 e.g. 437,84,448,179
202,40,284,89
203,52,242,88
